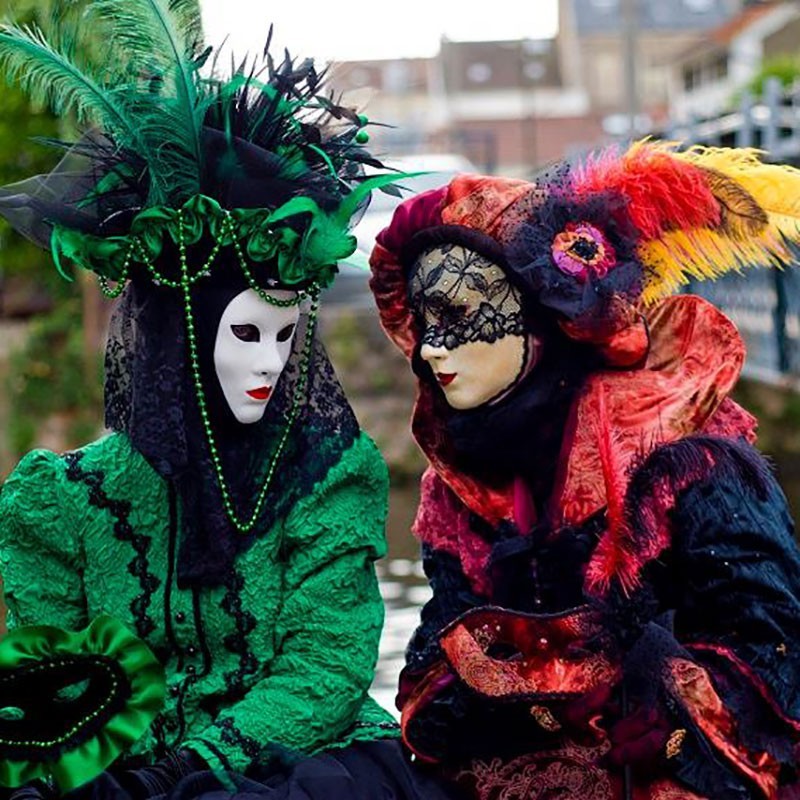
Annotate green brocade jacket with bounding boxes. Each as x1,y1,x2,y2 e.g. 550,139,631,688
0,431,398,774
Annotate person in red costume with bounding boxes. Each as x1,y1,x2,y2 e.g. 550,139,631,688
369,142,800,799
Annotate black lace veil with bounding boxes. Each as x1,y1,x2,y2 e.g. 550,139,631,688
104,262,358,588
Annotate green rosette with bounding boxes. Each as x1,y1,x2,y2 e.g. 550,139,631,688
0,615,165,791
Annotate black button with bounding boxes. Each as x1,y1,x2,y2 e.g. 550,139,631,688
187,645,197,656
169,685,180,697
186,665,196,675
175,612,186,623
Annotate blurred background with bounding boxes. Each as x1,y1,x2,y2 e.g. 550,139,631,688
2,0,800,714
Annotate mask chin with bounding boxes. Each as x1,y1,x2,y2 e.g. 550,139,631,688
487,333,544,406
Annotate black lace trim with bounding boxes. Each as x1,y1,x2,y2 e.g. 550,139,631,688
219,569,259,698
63,451,161,639
215,717,262,764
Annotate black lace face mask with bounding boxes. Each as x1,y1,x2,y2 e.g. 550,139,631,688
408,244,525,350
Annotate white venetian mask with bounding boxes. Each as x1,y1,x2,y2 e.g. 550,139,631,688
213,288,300,424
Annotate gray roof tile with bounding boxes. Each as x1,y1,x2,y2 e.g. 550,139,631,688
572,0,737,34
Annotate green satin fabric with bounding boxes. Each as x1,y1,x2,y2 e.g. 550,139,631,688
49,173,412,288
0,615,165,791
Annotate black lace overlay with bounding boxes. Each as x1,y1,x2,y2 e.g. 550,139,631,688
103,267,359,588
408,244,525,349
214,717,262,767
219,568,259,699
63,450,160,639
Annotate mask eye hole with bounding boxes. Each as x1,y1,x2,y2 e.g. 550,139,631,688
443,304,468,323
276,323,296,343
231,324,260,342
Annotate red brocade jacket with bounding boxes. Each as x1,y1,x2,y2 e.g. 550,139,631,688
372,224,800,799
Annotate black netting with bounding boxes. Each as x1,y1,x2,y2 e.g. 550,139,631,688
0,133,131,250
504,191,643,325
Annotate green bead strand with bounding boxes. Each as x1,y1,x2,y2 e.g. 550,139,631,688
0,659,120,748
95,206,319,309
221,212,307,308
97,239,138,298
179,209,319,534
95,206,321,533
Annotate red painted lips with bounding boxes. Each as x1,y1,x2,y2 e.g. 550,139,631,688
437,373,456,387
246,386,272,401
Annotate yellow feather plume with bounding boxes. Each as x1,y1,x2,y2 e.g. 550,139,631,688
638,142,800,304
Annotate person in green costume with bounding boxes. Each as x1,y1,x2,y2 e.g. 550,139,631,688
0,4,448,798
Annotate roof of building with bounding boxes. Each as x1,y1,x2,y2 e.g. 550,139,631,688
671,2,783,63
707,1,781,44
572,0,739,35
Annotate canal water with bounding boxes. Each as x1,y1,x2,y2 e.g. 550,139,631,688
370,485,428,717
372,558,430,717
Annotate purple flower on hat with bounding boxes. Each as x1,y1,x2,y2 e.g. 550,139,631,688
551,221,617,282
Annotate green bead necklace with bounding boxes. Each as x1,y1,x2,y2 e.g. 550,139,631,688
100,208,319,534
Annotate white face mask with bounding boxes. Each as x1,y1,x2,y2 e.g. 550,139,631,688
213,288,300,424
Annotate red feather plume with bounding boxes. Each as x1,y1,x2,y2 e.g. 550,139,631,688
571,141,721,240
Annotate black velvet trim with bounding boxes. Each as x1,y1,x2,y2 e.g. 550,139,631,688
63,451,160,639
219,569,258,699
0,655,131,762
195,739,233,773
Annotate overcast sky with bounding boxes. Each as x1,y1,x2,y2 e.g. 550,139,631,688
199,2,559,63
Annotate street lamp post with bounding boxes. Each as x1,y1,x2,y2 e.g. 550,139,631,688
622,0,639,137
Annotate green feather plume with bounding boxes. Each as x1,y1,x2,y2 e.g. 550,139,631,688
0,22,140,144
86,0,208,201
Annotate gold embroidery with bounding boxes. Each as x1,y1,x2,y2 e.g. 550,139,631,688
665,728,687,759
529,705,561,732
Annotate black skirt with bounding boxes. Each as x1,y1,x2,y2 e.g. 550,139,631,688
57,742,462,800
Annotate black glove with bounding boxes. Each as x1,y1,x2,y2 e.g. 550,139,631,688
113,751,205,799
